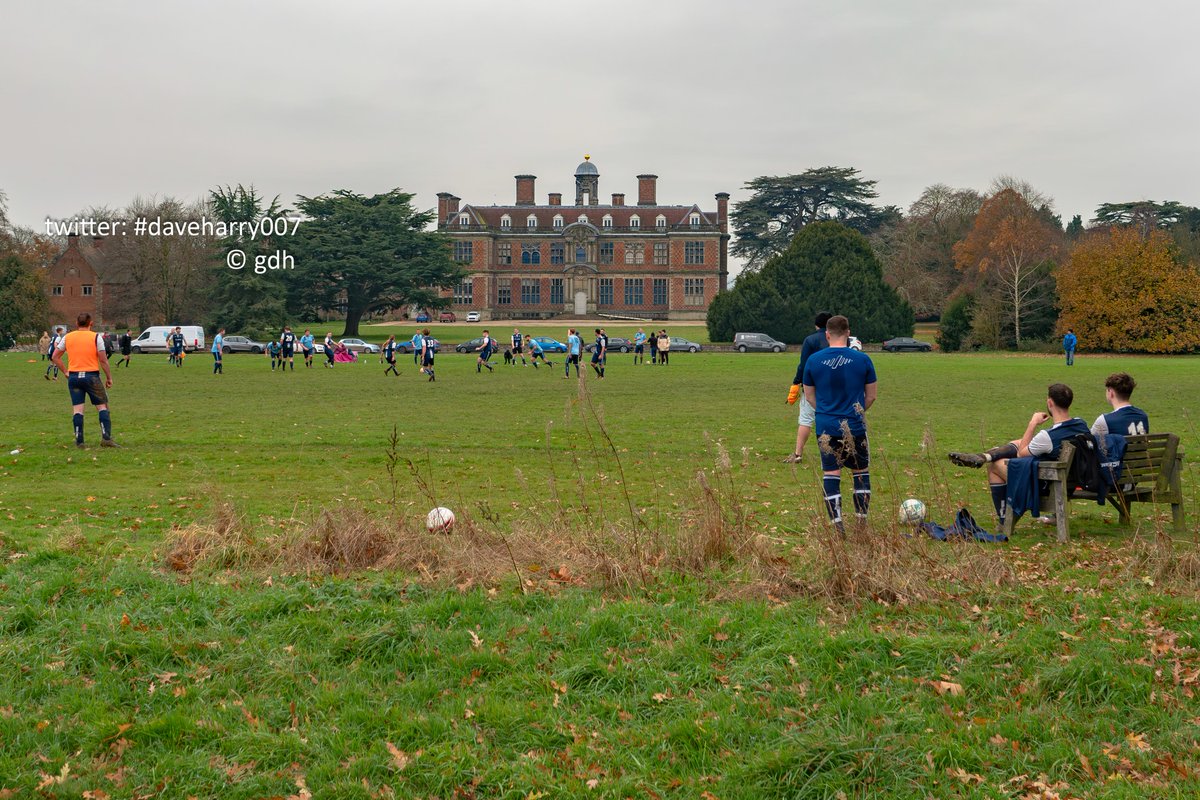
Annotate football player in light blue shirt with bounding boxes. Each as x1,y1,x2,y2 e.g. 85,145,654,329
211,328,224,374
300,329,315,368
565,328,582,379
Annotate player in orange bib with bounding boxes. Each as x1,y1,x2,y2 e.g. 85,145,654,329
50,313,119,448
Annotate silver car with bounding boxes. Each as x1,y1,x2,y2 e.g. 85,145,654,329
338,338,380,354
219,335,267,354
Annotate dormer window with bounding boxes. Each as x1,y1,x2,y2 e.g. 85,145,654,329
459,213,470,226
578,214,589,225
602,214,613,229
655,215,667,229
500,214,511,229
630,215,640,229
689,213,701,229
553,215,564,229
527,215,538,229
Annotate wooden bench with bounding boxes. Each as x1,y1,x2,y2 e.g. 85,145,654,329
1000,433,1184,542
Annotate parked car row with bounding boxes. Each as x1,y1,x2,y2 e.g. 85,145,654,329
733,332,931,353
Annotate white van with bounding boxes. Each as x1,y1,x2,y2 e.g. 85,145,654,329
131,325,206,353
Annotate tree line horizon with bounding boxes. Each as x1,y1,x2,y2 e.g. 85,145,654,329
3,172,1199,351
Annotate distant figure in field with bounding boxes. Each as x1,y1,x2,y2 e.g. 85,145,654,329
45,327,66,380
117,330,132,368
1063,328,1077,366
300,329,315,368
527,335,552,369
565,328,582,379
267,338,282,370
324,332,336,368
383,335,399,376
633,327,647,365
39,331,50,360
420,328,436,382
168,326,186,367
475,330,496,373
657,330,670,365
211,328,225,374
280,326,297,371
511,327,526,366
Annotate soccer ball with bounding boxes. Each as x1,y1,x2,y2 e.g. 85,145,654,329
848,336,863,351
898,498,926,525
426,506,456,533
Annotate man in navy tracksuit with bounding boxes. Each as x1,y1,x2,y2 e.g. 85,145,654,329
784,311,832,464
949,383,1090,526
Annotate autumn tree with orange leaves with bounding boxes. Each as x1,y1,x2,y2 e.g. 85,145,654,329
953,188,1062,347
1057,227,1200,353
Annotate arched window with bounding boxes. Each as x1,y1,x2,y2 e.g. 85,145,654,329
500,214,511,229
553,215,564,229
602,214,613,229
689,213,701,229
527,215,537,229
655,215,667,229
630,215,640,229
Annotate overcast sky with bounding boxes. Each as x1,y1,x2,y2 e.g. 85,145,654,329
4,0,1197,277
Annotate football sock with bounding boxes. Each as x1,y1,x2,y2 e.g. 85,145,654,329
852,472,871,517
73,413,84,445
985,443,1018,462
822,475,842,524
990,483,1007,524
98,410,111,440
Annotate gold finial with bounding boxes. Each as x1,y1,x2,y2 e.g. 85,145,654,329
584,154,590,160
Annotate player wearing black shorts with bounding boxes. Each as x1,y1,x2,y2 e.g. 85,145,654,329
511,328,526,366
420,328,436,381
383,335,399,376
169,327,186,367
476,330,495,373
590,328,607,378
280,326,297,372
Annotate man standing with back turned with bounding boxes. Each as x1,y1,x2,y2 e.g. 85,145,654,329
784,311,832,464
51,313,119,449
802,315,876,533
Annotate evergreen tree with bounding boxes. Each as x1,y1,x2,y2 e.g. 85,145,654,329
936,294,975,352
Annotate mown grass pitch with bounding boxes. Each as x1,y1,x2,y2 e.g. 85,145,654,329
1,349,1199,797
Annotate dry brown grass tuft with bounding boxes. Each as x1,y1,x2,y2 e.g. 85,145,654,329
1124,528,1200,591
164,501,255,573
789,520,1016,605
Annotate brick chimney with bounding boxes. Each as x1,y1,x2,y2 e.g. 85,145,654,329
67,233,80,249
715,192,730,233
637,174,658,206
437,192,454,225
515,175,536,206
548,193,562,206
611,193,625,206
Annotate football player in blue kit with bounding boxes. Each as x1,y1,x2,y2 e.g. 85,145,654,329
383,335,399,376
802,315,877,533
420,328,437,382
300,329,315,368
565,328,582,379
1090,373,1149,437
949,383,1091,527
510,327,527,366
169,327,186,367
280,326,297,371
475,330,495,373
590,328,607,378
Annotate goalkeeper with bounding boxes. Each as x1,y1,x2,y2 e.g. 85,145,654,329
783,311,833,464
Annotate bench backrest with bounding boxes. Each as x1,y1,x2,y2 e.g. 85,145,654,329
1117,433,1181,493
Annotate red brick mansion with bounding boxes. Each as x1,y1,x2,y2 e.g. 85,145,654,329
437,158,728,320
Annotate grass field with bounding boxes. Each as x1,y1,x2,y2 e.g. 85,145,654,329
2,348,1200,797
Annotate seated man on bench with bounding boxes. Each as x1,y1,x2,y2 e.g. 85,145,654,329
1091,372,1149,438
948,383,1090,526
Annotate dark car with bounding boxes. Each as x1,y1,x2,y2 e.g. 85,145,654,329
455,336,498,353
881,337,933,352
584,336,632,353
530,336,568,353
220,335,267,354
665,337,702,353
